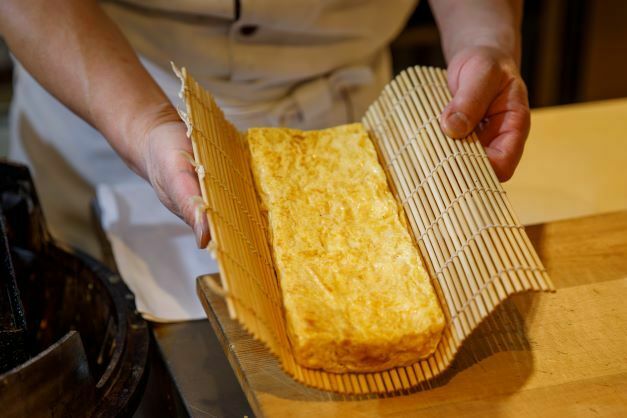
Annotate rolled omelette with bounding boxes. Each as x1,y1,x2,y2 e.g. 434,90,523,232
247,123,445,373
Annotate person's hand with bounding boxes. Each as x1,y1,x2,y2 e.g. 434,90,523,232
136,106,211,248
440,46,530,181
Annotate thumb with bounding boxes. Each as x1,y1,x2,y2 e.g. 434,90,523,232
144,121,211,249
168,151,211,249
441,56,503,139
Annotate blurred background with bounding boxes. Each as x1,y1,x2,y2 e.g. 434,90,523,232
391,0,627,107
1,0,626,154
0,36,10,156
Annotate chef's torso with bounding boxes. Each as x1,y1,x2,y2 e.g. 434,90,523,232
11,0,416,187
103,0,416,128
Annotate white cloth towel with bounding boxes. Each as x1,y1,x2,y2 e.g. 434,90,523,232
96,181,219,322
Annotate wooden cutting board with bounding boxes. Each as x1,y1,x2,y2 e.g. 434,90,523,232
197,211,627,417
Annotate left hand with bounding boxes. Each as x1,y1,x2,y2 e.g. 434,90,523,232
440,46,530,181
135,104,211,249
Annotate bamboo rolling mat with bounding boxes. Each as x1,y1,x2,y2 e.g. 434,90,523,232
174,64,554,395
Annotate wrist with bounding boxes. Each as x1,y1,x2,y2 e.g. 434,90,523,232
448,45,521,81
446,35,521,67
123,100,180,180
445,27,521,68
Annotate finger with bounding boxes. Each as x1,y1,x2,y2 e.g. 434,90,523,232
478,78,530,181
442,56,504,138
475,118,493,147
484,132,524,182
480,108,529,181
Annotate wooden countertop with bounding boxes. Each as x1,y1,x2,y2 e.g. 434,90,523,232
198,210,627,418
504,98,627,225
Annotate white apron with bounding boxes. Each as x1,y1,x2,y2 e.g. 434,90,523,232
8,0,416,319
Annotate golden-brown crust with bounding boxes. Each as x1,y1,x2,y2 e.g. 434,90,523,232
247,123,445,373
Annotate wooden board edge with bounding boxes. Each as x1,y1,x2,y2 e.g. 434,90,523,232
196,275,265,418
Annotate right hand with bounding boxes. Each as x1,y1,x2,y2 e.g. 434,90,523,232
440,46,530,181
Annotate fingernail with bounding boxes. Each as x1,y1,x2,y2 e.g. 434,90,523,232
444,112,470,138
194,216,209,249
192,199,209,248
194,221,207,249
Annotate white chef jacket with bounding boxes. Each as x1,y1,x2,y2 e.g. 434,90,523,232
9,0,417,257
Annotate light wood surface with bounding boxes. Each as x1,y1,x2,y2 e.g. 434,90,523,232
504,99,627,225
198,210,627,417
